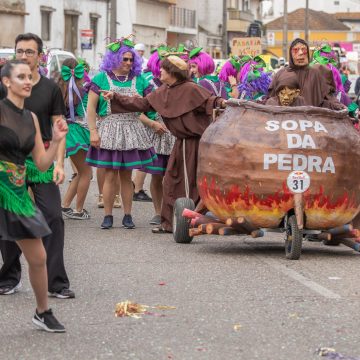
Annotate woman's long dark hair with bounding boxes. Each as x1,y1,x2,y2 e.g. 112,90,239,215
57,58,83,107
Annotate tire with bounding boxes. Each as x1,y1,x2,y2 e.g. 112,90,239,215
173,198,195,244
285,215,303,260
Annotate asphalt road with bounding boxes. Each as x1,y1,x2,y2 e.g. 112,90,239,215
1,169,360,360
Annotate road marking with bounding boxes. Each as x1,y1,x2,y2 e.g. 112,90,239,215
243,242,341,299
266,260,341,299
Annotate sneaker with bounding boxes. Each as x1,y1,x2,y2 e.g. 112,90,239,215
149,214,161,225
0,281,22,295
67,209,90,220
101,215,113,229
32,308,66,333
114,194,122,208
133,189,152,202
122,214,135,229
97,194,104,208
49,288,75,299
61,207,73,218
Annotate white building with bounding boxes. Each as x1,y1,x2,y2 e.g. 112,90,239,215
261,0,360,23
117,0,173,57
24,0,108,69
197,0,224,58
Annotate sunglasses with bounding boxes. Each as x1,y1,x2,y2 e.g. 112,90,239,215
122,57,134,63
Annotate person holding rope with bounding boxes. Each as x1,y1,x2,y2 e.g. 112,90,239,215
101,55,226,233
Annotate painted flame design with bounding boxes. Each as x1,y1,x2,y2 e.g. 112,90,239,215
198,176,360,229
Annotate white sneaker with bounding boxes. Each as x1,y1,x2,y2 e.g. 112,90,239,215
0,281,22,295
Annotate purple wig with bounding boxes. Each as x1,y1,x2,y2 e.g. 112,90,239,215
100,45,142,77
328,63,345,93
188,51,215,76
147,51,161,78
239,62,254,83
218,60,238,82
237,69,272,99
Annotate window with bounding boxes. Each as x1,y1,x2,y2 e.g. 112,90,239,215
227,0,239,10
242,0,249,11
90,13,101,45
40,6,55,41
64,10,81,53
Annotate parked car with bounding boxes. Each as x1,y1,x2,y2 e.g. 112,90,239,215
46,49,76,80
0,48,15,60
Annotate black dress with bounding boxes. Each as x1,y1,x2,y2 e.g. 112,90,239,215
0,98,51,241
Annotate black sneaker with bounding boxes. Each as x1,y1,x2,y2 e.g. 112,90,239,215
32,308,66,333
122,214,135,229
49,288,75,299
0,281,22,295
61,207,73,218
67,209,90,220
101,215,113,229
133,190,152,202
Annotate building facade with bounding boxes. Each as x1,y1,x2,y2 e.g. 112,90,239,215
24,0,108,69
197,0,223,58
262,0,360,24
0,0,27,48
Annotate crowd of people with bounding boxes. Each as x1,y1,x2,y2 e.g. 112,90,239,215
0,32,358,333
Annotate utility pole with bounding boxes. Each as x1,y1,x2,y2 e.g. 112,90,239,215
304,0,309,43
222,0,228,58
110,0,117,40
282,0,288,59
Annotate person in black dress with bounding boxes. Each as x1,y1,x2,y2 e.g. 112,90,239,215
0,33,74,299
0,60,68,332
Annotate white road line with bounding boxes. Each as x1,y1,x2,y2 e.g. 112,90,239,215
243,242,341,299
266,260,341,299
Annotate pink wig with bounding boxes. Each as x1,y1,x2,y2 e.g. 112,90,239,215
188,51,215,76
219,60,238,82
147,51,162,78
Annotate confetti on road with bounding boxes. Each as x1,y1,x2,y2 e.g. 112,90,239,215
115,301,176,318
316,347,360,359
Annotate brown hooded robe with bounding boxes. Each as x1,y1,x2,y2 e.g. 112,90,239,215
266,71,306,106
110,80,223,231
269,38,329,107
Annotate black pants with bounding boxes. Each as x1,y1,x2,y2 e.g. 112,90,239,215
0,182,70,292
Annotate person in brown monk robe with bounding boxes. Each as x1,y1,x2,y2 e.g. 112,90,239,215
266,71,306,106
311,64,346,111
100,56,226,233
268,38,329,107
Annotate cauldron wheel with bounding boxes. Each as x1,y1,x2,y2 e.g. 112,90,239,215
173,198,195,243
285,215,303,260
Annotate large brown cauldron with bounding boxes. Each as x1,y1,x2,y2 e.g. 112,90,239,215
197,100,360,230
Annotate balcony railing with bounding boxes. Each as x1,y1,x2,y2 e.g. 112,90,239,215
170,6,196,29
157,0,177,4
228,10,254,22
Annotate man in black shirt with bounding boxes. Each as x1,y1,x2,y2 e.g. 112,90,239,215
0,33,74,299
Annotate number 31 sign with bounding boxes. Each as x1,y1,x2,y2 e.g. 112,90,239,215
287,170,311,193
